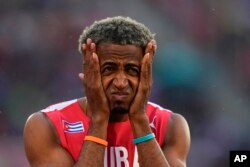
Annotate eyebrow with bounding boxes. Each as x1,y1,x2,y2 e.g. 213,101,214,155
101,61,117,67
101,60,140,67
125,63,140,68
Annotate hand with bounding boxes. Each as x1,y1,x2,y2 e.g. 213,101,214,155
79,38,110,123
129,40,157,118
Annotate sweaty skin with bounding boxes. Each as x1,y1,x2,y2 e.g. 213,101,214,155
24,39,190,167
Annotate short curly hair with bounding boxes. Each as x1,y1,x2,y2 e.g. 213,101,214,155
78,16,155,53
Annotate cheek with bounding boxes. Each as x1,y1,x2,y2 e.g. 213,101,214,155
101,75,139,92
101,76,112,90
130,78,139,92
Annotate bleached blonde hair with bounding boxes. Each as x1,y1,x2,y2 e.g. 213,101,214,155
78,16,155,53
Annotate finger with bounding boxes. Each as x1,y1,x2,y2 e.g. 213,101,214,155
145,52,152,81
78,73,84,81
92,52,99,63
144,41,153,55
151,39,157,47
143,43,153,68
131,53,151,109
140,53,152,91
151,39,157,54
85,52,101,85
87,38,92,45
87,38,96,54
84,52,106,104
146,40,157,55
83,39,98,77
90,42,97,54
81,44,87,64
84,38,94,64
92,52,101,81
81,44,86,52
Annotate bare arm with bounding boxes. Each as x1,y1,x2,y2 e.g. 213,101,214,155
24,39,110,167
130,115,171,166
76,38,109,166
76,117,108,167
163,113,191,167
129,40,190,166
24,112,108,167
130,112,190,167
24,112,75,167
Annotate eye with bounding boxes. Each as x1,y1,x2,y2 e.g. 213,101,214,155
101,65,116,75
125,65,140,76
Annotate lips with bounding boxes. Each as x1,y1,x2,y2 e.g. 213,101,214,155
111,92,129,101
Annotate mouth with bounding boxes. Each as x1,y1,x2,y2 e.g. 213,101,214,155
111,92,129,101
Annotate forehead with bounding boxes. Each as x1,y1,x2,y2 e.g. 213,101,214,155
96,43,143,63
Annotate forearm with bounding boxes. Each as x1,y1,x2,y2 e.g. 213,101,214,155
75,118,108,167
130,114,170,167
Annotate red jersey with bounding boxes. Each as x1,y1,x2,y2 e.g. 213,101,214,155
42,99,172,167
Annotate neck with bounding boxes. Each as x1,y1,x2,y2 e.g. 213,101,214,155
78,97,129,122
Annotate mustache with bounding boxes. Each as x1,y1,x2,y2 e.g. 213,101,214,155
109,87,130,95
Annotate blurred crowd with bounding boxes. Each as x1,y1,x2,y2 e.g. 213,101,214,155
0,0,250,166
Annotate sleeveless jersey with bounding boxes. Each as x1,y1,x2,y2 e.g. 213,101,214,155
41,99,172,167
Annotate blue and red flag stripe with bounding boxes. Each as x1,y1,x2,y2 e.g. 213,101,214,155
63,120,84,133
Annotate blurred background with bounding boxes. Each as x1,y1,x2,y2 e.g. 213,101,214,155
0,0,250,166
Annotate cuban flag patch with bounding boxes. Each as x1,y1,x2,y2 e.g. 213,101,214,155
63,120,84,133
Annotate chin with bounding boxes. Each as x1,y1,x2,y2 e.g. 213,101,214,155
111,106,129,115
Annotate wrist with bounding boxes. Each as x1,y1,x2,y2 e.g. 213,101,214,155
133,133,155,144
91,113,109,125
129,113,152,138
89,115,109,139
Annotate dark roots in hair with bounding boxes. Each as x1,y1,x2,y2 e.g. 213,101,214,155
78,16,155,53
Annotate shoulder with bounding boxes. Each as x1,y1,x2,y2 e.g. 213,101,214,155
24,112,48,132
163,112,191,161
146,102,172,126
24,112,75,166
146,102,189,141
167,113,190,140
24,111,52,129
147,102,172,116
41,99,78,113
23,112,59,163
24,112,58,145
168,113,189,131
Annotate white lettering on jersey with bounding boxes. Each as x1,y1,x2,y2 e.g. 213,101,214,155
104,148,107,166
104,146,139,167
115,147,129,167
110,147,115,167
133,147,139,167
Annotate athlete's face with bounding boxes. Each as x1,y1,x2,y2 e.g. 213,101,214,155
96,43,143,114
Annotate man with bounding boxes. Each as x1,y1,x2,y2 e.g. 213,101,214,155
24,16,190,167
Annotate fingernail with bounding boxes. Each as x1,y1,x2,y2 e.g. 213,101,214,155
91,43,95,50
87,38,91,44
82,44,86,49
92,52,97,59
78,73,84,78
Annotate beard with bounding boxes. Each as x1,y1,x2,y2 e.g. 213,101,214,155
111,106,129,115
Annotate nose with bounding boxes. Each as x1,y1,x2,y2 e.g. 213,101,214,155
113,72,128,90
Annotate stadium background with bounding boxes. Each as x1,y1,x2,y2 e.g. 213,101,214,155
0,0,250,166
